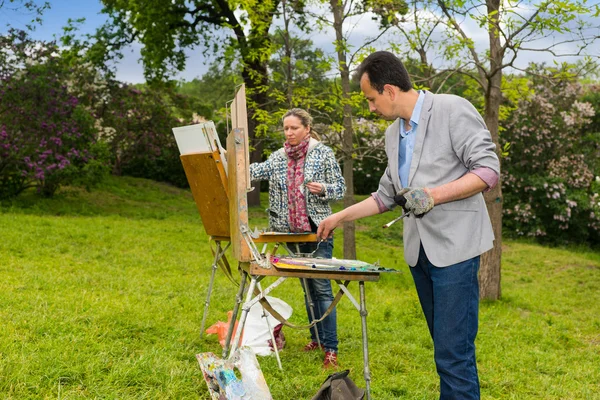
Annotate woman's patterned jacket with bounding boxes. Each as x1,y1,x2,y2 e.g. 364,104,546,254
249,138,346,232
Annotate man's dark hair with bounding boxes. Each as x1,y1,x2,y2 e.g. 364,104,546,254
354,51,412,93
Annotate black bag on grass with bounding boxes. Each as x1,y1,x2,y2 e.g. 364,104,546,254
311,369,365,400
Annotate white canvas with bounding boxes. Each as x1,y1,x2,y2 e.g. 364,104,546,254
172,124,212,155
172,121,228,174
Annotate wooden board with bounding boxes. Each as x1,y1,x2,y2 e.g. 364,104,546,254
254,233,317,243
227,128,252,262
180,151,229,238
230,84,251,191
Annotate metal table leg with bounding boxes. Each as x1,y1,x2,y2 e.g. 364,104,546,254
286,243,321,348
257,282,283,370
359,281,371,399
301,278,321,348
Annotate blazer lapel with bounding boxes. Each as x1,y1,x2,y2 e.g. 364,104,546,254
386,118,402,190
408,91,433,186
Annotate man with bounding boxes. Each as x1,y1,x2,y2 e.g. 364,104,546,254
317,51,500,399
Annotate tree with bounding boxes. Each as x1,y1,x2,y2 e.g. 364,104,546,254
94,0,282,205
307,0,406,258
0,0,49,31
268,29,334,112
176,61,244,143
388,0,600,299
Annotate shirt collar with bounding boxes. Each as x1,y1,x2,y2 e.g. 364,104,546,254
400,90,425,137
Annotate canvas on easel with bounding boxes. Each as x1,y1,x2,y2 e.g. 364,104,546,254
173,120,230,239
173,121,228,175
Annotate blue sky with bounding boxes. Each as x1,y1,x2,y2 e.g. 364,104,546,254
0,0,204,83
1,0,599,84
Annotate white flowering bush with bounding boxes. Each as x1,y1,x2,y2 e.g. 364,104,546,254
502,73,599,245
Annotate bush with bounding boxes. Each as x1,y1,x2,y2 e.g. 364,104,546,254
502,71,599,246
97,83,192,188
0,35,109,198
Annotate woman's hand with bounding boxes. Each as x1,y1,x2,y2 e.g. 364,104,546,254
305,181,325,195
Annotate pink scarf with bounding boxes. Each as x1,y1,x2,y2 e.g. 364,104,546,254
285,136,311,232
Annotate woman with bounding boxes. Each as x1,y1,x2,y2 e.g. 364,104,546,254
249,108,346,368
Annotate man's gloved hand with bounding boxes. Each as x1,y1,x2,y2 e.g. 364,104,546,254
394,187,434,217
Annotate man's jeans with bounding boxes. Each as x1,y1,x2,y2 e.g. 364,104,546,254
298,238,338,353
410,245,480,400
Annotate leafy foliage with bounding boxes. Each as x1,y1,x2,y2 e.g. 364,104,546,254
0,28,211,199
175,61,244,144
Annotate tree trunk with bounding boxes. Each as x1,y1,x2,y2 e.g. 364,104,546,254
481,91,502,299
242,61,269,207
342,109,356,260
480,0,503,300
281,0,294,107
238,1,280,207
330,0,356,259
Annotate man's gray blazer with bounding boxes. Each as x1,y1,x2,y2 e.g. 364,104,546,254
375,91,500,267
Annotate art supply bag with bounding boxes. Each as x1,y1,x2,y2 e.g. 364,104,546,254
311,369,365,400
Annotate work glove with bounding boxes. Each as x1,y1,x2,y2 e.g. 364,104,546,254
394,187,434,218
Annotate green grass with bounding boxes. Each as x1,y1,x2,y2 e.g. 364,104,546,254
1,176,599,399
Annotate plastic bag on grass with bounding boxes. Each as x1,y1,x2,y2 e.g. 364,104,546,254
205,296,292,356
242,296,292,356
205,310,242,348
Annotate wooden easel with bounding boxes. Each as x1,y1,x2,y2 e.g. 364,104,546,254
180,88,324,373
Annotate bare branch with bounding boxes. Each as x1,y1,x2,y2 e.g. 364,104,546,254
348,26,391,67
502,5,545,53
437,0,487,85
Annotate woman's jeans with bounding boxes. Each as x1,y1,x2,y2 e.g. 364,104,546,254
410,244,481,400
297,238,338,353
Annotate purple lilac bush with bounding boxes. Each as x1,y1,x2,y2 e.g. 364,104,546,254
0,33,108,198
0,30,202,198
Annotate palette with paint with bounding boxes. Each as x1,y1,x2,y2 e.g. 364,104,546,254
270,255,399,273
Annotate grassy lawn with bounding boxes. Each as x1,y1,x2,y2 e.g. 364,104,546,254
1,176,599,399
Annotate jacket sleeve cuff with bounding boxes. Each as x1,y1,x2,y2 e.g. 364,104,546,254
471,167,499,192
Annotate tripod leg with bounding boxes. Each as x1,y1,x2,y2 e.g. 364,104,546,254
222,268,247,358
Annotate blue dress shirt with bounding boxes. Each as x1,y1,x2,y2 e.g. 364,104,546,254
398,91,425,188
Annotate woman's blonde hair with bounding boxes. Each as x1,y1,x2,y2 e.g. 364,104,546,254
283,108,320,140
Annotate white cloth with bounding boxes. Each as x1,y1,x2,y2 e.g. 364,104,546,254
241,296,292,356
